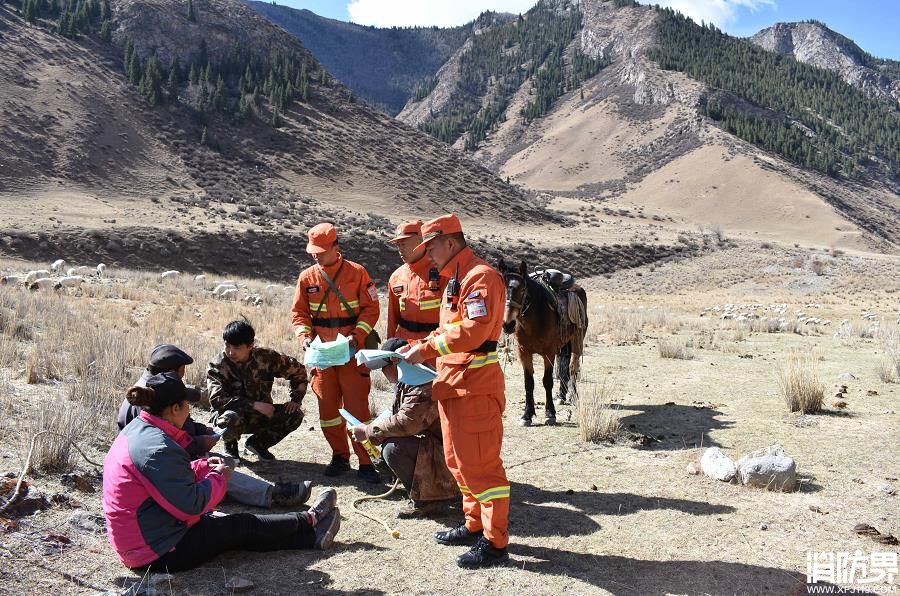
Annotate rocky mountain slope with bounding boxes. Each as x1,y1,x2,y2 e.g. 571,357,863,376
751,21,900,104
394,0,899,249
245,0,469,114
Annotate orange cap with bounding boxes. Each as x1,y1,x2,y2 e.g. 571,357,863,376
306,223,337,254
387,220,423,244
414,214,463,252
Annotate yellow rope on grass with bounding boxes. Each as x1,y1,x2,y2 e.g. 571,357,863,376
351,478,401,539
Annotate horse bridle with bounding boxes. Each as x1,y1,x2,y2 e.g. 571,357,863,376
504,273,530,317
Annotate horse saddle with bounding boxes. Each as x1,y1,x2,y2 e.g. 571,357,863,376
540,269,575,292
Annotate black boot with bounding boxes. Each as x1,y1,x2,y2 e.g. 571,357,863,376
457,536,509,569
223,440,240,460
245,437,275,461
434,521,482,546
324,455,351,477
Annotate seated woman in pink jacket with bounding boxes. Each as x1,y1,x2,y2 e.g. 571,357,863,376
102,371,341,572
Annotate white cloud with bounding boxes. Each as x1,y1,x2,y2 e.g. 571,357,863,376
650,0,775,28
347,0,537,28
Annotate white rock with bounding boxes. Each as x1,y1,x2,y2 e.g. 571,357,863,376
686,461,700,475
736,445,797,491
700,447,737,482
226,576,255,592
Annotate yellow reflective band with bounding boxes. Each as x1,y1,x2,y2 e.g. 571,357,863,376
399,298,406,311
339,300,360,312
442,321,463,331
458,484,471,494
468,352,498,369
419,299,441,310
474,485,510,502
319,416,343,428
296,325,312,335
435,335,452,356
355,321,373,333
309,301,324,311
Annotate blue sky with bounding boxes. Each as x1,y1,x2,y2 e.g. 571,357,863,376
273,0,898,59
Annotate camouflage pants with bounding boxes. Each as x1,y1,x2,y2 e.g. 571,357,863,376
219,404,304,448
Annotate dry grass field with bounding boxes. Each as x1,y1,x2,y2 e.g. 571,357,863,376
0,246,898,595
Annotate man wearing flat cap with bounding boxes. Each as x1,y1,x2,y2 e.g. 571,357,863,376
290,222,381,483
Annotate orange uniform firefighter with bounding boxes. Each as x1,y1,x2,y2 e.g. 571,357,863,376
400,213,510,569
291,223,381,483
386,220,446,346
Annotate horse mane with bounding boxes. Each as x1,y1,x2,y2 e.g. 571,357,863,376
524,275,552,315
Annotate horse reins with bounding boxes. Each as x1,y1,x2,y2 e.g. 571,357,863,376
504,274,530,317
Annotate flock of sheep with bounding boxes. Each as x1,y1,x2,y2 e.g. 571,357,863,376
0,259,106,290
1,261,292,308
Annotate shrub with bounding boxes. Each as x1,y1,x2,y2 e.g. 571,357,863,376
778,352,825,414
577,382,621,443
658,337,694,360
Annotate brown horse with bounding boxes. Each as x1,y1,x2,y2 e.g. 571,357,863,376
499,260,588,427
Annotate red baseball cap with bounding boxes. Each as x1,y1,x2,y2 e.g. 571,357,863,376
306,223,337,254
387,220,423,244
414,214,463,252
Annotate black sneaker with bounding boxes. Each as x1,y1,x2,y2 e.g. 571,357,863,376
313,507,341,550
357,464,380,484
223,440,240,460
245,438,275,461
434,521,483,546
323,455,351,477
272,481,313,507
457,536,509,569
308,488,338,523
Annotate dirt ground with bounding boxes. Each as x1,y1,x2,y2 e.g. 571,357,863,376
0,247,898,595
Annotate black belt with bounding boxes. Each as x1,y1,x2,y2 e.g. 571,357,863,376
311,316,358,328
398,318,439,333
474,340,498,353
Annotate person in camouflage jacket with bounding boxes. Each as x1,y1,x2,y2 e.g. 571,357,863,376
207,320,308,461
352,339,458,518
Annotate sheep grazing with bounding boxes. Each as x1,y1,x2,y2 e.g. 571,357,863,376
1,275,21,285
24,270,51,284
56,276,84,289
97,263,107,278
243,294,264,307
50,259,66,273
66,267,78,276
160,270,180,280
212,283,238,296
219,288,239,300
194,274,206,281
29,278,56,291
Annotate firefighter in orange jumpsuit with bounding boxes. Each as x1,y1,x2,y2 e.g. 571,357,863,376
386,220,446,345
291,223,381,483
400,214,510,569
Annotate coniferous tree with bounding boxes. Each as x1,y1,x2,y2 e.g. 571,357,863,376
188,63,198,85
100,19,111,43
200,126,208,146
187,0,195,22
213,74,225,111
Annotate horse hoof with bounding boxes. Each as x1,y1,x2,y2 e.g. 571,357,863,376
545,417,557,426
519,418,532,427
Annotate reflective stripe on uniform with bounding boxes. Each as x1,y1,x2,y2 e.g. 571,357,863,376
419,298,441,310
339,300,360,312
295,325,312,335
434,335,452,356
309,301,324,311
458,484,471,494
399,298,406,311
442,321,463,331
468,352,498,369
320,416,343,428
355,320,373,334
474,485,510,502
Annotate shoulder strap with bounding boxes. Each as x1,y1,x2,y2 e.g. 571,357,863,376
319,261,356,317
